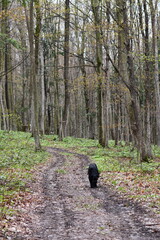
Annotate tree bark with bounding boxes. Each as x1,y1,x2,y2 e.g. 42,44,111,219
2,0,12,130
60,0,70,140
123,0,152,161
149,0,160,146
40,44,45,135
91,0,105,146
28,0,41,150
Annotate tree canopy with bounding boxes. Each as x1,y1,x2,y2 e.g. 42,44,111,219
0,0,160,160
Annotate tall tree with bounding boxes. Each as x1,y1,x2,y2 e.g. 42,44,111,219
123,0,152,161
59,0,70,139
149,0,160,146
91,0,105,146
1,0,13,129
28,0,41,150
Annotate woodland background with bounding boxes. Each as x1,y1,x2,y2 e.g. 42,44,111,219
0,0,160,161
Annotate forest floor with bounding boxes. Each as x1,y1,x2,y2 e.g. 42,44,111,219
2,146,160,240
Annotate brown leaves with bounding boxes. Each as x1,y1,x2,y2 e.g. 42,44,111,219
101,170,160,213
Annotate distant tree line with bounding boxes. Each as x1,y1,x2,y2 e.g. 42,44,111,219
0,0,160,160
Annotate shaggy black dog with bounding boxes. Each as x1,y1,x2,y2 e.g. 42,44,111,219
88,163,99,188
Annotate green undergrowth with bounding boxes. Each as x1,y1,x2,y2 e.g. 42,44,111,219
41,135,160,174
0,130,48,219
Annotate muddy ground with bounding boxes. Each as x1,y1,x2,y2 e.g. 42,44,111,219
3,147,160,240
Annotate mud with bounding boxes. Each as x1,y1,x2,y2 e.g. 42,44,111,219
4,147,160,240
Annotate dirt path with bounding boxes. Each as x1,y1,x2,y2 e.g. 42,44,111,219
9,147,160,240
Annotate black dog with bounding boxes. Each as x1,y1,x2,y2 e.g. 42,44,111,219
88,163,99,188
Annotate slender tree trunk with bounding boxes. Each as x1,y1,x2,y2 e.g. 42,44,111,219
142,1,152,159
0,2,5,129
149,0,160,146
101,1,111,146
104,49,111,146
17,22,29,129
91,0,105,146
40,44,45,135
2,0,12,130
28,0,41,150
59,0,70,140
53,16,61,135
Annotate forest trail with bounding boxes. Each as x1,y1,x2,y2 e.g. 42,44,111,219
13,147,160,240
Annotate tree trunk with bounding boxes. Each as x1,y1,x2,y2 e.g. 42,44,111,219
2,0,12,130
40,44,45,135
123,0,152,161
149,0,160,146
143,1,152,159
59,0,70,140
91,0,105,146
28,0,41,150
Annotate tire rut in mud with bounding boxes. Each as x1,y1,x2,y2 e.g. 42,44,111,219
32,147,76,239
91,186,160,240
15,147,160,240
